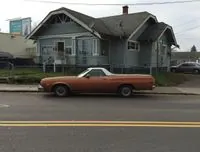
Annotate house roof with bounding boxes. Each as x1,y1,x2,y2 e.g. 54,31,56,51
27,7,178,46
27,7,157,39
48,7,154,37
138,22,178,47
96,12,152,37
138,22,167,41
55,7,95,27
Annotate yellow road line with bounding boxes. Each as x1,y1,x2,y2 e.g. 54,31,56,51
0,121,200,127
0,121,200,125
0,123,200,127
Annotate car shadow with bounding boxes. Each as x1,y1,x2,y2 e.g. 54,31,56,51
41,92,154,100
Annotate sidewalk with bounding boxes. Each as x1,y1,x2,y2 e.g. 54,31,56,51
0,84,199,95
137,87,200,95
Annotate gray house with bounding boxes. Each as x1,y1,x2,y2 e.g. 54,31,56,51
27,6,178,71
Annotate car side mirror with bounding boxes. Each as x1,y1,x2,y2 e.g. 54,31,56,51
85,74,90,78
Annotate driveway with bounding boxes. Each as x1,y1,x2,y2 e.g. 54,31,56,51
178,74,200,88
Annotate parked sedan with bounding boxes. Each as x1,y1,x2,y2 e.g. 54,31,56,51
38,67,155,97
171,62,200,74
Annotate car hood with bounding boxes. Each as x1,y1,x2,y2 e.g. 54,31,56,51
112,74,152,77
41,76,77,82
171,66,178,68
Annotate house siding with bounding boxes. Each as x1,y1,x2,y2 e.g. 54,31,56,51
125,40,139,67
150,33,171,71
109,39,126,67
158,33,171,69
138,42,152,67
38,22,88,36
38,36,108,66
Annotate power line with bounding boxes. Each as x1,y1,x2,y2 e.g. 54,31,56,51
175,24,200,34
174,17,200,28
24,0,200,6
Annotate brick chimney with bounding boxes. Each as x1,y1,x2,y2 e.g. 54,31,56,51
123,5,129,14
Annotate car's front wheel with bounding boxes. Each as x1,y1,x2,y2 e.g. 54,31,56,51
53,85,69,97
118,85,133,97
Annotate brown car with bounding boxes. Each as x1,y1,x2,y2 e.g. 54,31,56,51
38,67,155,97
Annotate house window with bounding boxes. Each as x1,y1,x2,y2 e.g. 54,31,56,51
93,39,98,56
65,38,73,56
57,42,64,52
128,41,140,51
55,38,73,56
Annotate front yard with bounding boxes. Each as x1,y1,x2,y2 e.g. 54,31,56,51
0,67,189,86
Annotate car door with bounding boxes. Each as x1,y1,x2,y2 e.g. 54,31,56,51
73,69,109,93
84,69,109,93
178,63,190,73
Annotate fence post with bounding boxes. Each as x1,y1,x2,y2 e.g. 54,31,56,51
53,62,56,73
43,62,46,73
150,65,152,75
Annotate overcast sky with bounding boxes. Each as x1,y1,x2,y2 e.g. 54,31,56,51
1,0,200,51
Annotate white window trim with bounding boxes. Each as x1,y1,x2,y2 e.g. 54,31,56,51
128,40,140,52
93,39,98,56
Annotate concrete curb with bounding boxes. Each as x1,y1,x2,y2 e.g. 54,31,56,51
0,90,199,96
0,90,39,93
135,92,200,96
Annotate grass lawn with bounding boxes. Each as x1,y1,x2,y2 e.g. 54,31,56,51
0,68,68,84
153,72,188,86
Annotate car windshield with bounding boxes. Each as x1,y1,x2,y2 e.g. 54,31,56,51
77,69,90,78
196,63,200,66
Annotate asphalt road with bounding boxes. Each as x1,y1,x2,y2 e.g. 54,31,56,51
0,93,200,152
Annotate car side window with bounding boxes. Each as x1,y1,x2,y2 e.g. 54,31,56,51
181,63,188,67
181,63,195,67
87,69,106,77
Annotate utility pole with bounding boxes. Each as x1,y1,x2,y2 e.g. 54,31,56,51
156,41,159,76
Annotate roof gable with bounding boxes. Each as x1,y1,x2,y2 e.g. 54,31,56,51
138,22,178,47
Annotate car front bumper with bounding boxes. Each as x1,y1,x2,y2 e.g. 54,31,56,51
38,84,44,92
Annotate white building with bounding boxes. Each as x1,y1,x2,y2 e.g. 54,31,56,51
0,32,36,59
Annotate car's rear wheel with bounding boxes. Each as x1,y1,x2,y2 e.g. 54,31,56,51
171,68,176,73
118,85,133,97
193,69,200,74
53,85,69,97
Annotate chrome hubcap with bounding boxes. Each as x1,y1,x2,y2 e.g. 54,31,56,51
56,86,66,96
121,87,132,96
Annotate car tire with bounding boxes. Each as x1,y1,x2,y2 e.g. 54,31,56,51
171,68,176,73
53,85,69,97
193,69,200,74
118,85,133,97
